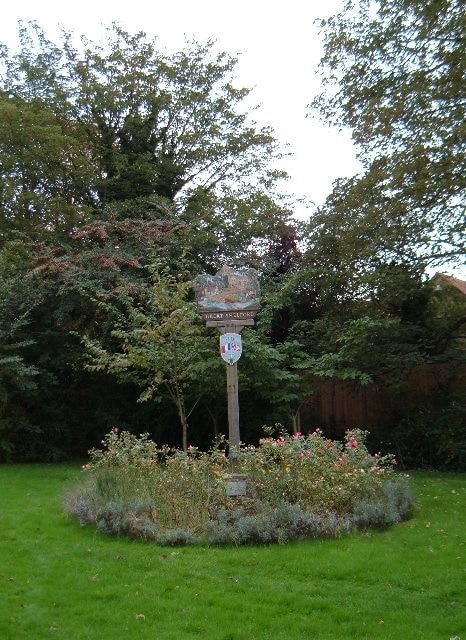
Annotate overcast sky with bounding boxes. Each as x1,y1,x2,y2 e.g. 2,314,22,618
0,0,362,218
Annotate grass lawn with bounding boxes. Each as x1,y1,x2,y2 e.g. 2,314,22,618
0,464,464,640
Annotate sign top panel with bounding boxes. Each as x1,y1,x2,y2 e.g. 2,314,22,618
195,265,260,312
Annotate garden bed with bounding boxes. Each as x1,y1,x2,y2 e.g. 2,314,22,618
64,428,414,545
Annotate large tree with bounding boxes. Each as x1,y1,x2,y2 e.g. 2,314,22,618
256,0,466,461
0,91,96,241
311,0,465,269
0,23,289,244
0,23,298,459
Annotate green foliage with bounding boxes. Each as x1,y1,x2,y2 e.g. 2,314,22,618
0,22,299,462
258,263,433,392
0,276,38,398
425,276,466,356
303,316,426,384
352,478,415,529
370,385,466,471
240,428,399,513
65,428,413,545
82,262,220,450
0,23,285,212
311,0,465,267
0,91,95,241
0,15,463,472
269,0,466,471
0,273,39,459
205,501,354,545
260,224,464,464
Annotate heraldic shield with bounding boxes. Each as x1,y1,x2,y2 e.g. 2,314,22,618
220,333,242,365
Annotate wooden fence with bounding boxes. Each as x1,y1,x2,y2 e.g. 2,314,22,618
303,363,466,433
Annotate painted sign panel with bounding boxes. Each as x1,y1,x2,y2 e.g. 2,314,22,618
220,333,242,365
195,265,260,312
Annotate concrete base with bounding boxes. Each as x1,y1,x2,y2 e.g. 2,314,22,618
225,473,248,497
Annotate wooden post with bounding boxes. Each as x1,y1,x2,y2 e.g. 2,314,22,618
226,360,240,471
219,323,243,471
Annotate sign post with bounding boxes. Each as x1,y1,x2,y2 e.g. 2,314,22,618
218,331,242,466
195,266,260,490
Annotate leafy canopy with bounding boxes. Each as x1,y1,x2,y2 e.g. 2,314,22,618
0,23,285,229
311,0,465,268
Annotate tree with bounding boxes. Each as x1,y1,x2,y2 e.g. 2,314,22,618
82,262,220,451
0,268,41,460
0,21,296,272
0,23,285,215
0,22,299,458
0,91,96,242
311,0,466,269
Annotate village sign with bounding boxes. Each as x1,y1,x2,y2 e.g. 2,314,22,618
195,265,260,495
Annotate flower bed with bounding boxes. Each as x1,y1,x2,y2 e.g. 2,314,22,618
65,428,414,545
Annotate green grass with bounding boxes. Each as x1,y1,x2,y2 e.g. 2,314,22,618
0,464,464,640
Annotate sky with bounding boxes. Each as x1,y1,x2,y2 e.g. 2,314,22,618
0,0,362,217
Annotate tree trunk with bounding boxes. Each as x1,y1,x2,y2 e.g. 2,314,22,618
175,391,189,452
292,409,301,435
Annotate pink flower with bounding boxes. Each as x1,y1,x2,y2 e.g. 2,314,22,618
390,459,397,465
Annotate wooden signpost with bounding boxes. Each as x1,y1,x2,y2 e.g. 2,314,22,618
195,266,260,493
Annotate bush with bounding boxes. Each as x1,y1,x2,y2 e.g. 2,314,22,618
205,501,354,545
240,428,398,514
352,479,415,529
370,387,466,471
64,427,414,545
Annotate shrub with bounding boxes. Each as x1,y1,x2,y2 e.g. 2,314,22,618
238,428,400,517
94,499,159,539
64,427,414,545
154,528,197,546
205,501,354,545
370,387,466,471
351,477,415,530
63,488,96,526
